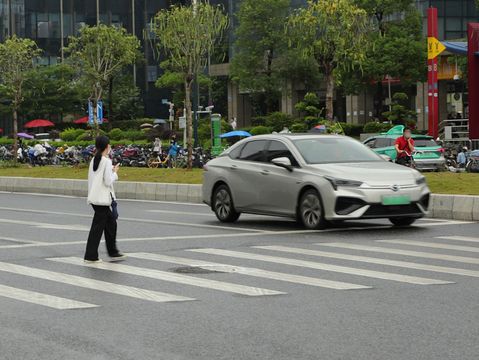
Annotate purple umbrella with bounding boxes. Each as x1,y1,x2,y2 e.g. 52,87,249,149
17,132,34,139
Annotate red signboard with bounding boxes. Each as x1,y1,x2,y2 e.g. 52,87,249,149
427,7,439,138
468,23,479,140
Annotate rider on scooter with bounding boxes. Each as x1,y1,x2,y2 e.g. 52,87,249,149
395,127,415,166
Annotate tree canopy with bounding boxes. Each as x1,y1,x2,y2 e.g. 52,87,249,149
151,2,228,168
65,24,140,130
287,0,370,121
0,36,41,161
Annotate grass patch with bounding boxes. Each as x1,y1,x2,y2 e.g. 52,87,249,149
0,165,203,184
0,166,477,195
424,172,479,196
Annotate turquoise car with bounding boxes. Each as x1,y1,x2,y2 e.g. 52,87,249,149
363,125,446,171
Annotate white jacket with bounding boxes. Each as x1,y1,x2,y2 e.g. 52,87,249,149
87,156,118,206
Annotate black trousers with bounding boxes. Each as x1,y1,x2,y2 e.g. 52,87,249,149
84,205,119,260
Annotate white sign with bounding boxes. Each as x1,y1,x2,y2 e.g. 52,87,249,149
179,116,186,129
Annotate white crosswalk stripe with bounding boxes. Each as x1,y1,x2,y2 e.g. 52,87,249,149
378,240,479,253
0,261,193,303
317,242,479,265
189,249,452,285
255,245,479,278
0,284,98,309
127,252,370,290
49,257,285,297
436,236,479,243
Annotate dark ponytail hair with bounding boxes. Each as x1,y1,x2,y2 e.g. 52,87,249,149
93,135,110,172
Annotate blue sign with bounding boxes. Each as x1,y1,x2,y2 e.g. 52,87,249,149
88,100,103,125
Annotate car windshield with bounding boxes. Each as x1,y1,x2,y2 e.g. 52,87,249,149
293,137,382,164
414,138,438,147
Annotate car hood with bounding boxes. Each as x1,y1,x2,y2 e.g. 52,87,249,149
307,161,419,186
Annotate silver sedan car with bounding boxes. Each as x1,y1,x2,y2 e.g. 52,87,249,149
203,134,430,229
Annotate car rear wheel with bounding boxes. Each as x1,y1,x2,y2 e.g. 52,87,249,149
213,185,240,223
298,189,327,230
389,217,417,226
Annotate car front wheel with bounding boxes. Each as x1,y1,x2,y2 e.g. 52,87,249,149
389,217,417,226
298,189,328,230
213,185,240,223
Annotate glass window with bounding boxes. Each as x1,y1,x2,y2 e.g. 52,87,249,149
293,137,382,164
266,141,299,167
147,66,158,82
239,140,267,162
414,139,439,147
228,144,244,159
364,138,376,148
445,1,462,17
446,18,462,31
375,138,392,148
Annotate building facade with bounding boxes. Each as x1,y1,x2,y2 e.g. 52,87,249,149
0,0,231,127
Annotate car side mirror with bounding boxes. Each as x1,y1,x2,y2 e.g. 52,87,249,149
272,157,293,171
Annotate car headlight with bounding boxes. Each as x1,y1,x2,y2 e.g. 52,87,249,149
324,176,363,191
416,176,426,185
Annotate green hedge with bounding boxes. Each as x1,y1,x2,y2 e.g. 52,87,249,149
250,126,272,136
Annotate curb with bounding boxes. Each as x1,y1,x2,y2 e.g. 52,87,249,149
0,177,202,204
0,177,477,222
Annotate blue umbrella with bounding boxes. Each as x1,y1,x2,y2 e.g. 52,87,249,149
220,130,252,138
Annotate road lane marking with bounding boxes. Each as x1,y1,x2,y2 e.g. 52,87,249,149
189,249,452,285
0,218,89,231
49,257,285,297
255,245,479,278
127,252,370,290
0,237,47,245
436,236,479,243
0,261,193,303
0,206,266,233
146,210,213,217
317,243,479,265
378,240,479,253
415,220,474,226
0,284,98,310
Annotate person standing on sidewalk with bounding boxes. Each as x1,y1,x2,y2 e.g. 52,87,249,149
84,136,125,263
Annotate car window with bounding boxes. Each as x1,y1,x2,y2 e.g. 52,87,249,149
364,138,376,148
239,140,267,162
266,140,299,167
414,138,438,147
228,144,244,159
374,138,392,148
293,137,382,164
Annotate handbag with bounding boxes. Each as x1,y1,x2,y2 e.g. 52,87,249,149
111,193,119,220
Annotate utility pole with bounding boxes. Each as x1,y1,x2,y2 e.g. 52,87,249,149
96,0,100,25
192,0,200,148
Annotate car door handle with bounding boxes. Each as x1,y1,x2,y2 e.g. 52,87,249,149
261,170,270,175
230,165,238,170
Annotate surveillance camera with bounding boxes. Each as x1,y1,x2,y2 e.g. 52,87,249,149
206,105,214,111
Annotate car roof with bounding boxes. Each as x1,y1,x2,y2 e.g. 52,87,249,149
248,134,346,141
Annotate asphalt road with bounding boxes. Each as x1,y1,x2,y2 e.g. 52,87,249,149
0,191,478,360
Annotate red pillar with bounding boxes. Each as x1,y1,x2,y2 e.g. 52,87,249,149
427,7,439,138
468,23,479,140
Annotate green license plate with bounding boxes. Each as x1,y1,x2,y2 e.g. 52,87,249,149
382,195,411,206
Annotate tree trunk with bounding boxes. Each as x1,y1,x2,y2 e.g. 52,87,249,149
325,66,335,121
184,79,193,170
12,108,18,164
375,80,383,119
92,98,99,137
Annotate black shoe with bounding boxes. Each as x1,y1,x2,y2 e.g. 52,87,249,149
109,253,127,262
